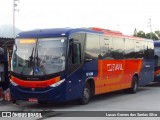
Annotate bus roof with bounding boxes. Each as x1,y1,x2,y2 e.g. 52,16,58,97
91,27,146,41
16,28,103,38
16,27,151,41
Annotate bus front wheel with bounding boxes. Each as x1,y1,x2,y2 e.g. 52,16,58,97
78,83,91,105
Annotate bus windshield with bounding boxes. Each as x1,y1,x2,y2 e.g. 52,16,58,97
11,37,67,76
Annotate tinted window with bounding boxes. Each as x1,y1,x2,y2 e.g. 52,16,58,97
125,39,135,59
155,46,160,56
85,34,100,59
147,41,154,59
144,42,148,59
134,41,140,58
155,45,160,65
112,37,125,59
144,41,154,59
134,40,144,58
69,33,86,64
99,36,113,59
73,43,81,64
68,33,85,74
139,41,144,58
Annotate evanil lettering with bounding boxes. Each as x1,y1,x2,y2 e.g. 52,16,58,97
107,64,123,71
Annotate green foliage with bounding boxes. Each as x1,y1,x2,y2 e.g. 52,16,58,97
136,31,146,38
155,30,160,38
133,28,159,40
145,32,159,40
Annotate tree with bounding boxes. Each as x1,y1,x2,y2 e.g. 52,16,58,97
133,29,159,40
133,28,137,36
136,31,146,38
155,30,160,39
145,32,158,40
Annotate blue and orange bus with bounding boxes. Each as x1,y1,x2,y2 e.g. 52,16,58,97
10,27,154,104
154,41,160,81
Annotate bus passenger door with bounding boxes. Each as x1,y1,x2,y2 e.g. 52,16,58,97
66,33,86,100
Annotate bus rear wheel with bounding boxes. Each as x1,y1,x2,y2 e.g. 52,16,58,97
78,83,91,105
124,76,138,94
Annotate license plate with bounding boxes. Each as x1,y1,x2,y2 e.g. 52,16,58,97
28,98,38,102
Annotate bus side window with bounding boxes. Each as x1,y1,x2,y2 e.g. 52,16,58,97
72,43,81,64
134,41,144,58
125,39,135,59
112,37,125,59
143,41,154,59
134,41,140,58
99,36,113,59
144,42,149,59
68,40,81,74
68,33,85,75
85,34,100,60
69,40,81,64
147,41,154,59
139,41,144,58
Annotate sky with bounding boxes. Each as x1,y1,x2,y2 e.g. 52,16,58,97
1,0,160,37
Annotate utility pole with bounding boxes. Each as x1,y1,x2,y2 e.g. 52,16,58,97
148,17,152,39
13,0,19,38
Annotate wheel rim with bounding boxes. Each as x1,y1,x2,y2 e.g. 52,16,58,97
83,87,90,102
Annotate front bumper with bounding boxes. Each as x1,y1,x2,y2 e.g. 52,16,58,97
10,83,66,103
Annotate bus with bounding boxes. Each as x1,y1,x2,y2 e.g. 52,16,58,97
154,41,160,81
10,27,154,104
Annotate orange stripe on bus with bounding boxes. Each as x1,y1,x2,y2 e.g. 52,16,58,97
94,59,143,94
154,70,160,75
11,76,60,88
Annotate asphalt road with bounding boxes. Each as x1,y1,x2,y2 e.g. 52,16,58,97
1,82,160,120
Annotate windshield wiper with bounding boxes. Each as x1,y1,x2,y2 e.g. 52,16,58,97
29,47,34,67
36,48,39,66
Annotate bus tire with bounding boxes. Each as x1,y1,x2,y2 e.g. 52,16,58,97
78,83,91,105
124,76,138,94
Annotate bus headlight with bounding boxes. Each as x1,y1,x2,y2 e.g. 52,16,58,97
10,79,18,86
50,79,65,87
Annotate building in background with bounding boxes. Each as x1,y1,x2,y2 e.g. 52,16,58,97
0,24,18,90
0,37,14,90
